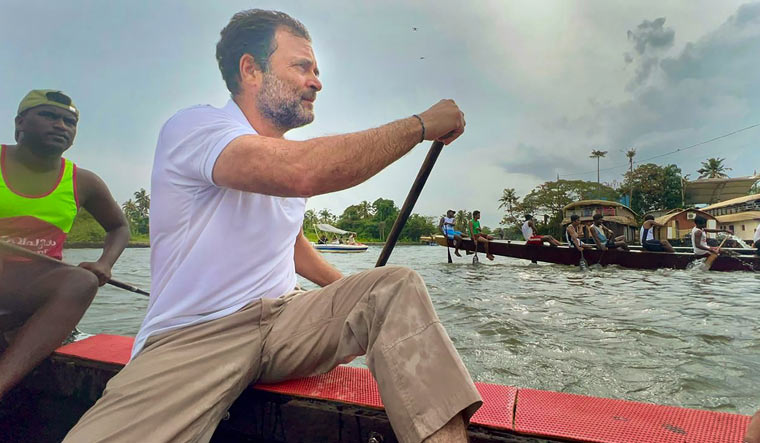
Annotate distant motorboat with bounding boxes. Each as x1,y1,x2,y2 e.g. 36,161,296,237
312,223,368,253
313,243,369,253
419,236,438,246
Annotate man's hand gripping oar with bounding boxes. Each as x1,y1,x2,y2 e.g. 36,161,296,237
0,240,149,296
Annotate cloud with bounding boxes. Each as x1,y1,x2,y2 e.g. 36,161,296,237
502,2,760,196
627,17,675,55
625,17,676,89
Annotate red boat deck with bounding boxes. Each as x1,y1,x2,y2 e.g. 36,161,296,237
55,334,750,442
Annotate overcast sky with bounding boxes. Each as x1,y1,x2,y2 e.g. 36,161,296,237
2,1,759,227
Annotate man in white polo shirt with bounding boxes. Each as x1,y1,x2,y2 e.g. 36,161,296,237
65,9,480,443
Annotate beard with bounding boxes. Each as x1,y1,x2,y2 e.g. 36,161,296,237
18,131,70,158
256,72,315,130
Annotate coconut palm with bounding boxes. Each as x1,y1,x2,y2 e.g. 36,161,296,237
625,149,636,205
625,149,636,172
121,199,138,218
589,149,608,184
697,158,732,179
356,200,373,219
318,209,335,224
498,188,520,225
455,210,470,232
133,188,150,218
498,188,518,212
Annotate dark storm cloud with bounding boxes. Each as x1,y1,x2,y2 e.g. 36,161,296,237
605,2,760,174
627,17,675,55
507,2,760,184
625,17,676,89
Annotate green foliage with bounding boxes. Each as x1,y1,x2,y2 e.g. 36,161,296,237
67,209,106,242
618,163,683,215
307,197,438,242
123,188,150,235
497,180,618,238
697,157,731,179
454,210,471,232
521,180,618,214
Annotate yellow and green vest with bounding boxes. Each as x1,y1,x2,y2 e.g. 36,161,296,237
0,145,78,260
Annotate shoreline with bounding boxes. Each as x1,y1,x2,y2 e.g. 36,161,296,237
64,242,150,249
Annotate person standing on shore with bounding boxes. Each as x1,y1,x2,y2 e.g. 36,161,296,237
65,10,480,443
0,90,129,400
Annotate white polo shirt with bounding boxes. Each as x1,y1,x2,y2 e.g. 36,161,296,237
132,99,306,358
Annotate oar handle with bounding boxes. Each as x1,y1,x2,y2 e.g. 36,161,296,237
376,141,445,267
0,240,149,296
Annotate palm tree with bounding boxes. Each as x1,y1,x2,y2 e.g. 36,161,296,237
455,210,470,232
590,149,608,184
121,199,138,218
498,188,520,225
356,201,373,219
133,188,150,218
318,209,335,224
625,149,636,205
497,188,518,212
697,158,732,179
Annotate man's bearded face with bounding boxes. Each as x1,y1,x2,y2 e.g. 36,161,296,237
256,71,316,130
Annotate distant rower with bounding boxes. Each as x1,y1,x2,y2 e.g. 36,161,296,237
439,209,463,257
566,214,592,252
640,214,674,252
522,214,560,246
590,214,628,251
691,216,731,269
469,210,494,260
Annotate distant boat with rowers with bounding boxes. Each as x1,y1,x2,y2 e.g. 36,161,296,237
312,223,368,253
434,235,759,272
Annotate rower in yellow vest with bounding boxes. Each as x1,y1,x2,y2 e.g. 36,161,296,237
469,210,494,260
0,90,129,400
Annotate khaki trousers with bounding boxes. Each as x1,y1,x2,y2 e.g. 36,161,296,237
63,266,482,443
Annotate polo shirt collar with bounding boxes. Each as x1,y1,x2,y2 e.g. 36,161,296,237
222,99,253,129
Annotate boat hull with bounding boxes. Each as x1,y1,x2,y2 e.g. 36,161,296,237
2,334,751,442
436,237,760,272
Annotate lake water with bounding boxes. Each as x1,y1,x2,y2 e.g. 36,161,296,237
65,245,760,416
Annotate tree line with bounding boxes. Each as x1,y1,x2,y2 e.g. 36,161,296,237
304,198,459,242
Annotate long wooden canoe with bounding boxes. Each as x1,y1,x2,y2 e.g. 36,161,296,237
435,236,760,272
0,334,750,442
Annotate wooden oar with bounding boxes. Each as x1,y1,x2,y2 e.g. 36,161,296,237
703,235,729,271
577,241,588,270
443,232,453,263
376,141,445,267
472,231,479,265
0,240,149,296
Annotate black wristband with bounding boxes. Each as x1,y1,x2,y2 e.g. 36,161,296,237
412,114,425,143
